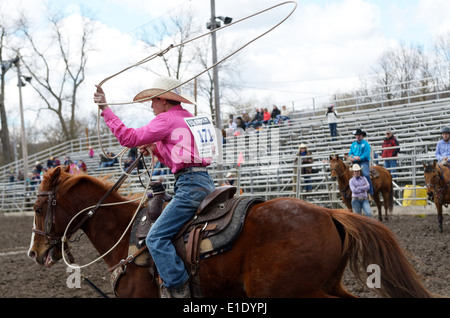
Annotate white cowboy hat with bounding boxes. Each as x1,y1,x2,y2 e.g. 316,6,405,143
350,164,362,171
133,76,196,105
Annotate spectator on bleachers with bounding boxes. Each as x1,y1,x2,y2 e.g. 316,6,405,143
236,116,246,131
435,126,450,167
382,129,400,178
89,148,94,158
228,118,237,131
248,108,263,128
47,156,54,169
35,161,43,174
276,105,291,124
8,168,15,183
69,160,82,175
128,147,137,161
53,157,61,167
269,105,281,125
348,128,374,196
99,154,109,168
241,111,251,127
77,159,87,173
64,156,71,166
262,108,271,125
326,104,338,141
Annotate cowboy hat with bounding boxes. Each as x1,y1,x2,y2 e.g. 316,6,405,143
353,128,366,137
350,164,362,171
299,143,307,149
133,76,196,105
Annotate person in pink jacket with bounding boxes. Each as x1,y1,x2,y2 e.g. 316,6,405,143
94,76,215,298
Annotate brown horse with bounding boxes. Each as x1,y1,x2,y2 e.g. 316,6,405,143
28,166,435,297
329,155,394,221
423,161,448,232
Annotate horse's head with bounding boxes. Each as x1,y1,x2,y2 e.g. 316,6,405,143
28,167,69,267
329,154,348,181
28,166,102,267
423,161,440,201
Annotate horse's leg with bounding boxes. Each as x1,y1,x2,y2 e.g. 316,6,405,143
436,203,444,233
382,189,389,221
373,192,382,221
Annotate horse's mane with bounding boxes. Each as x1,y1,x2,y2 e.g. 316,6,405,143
41,167,140,201
424,164,436,173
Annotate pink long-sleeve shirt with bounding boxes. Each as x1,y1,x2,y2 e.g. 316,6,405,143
102,105,211,173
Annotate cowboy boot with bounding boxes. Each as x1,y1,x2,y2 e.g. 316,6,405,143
159,280,172,298
169,280,191,298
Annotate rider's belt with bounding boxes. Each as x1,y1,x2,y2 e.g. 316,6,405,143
174,167,208,180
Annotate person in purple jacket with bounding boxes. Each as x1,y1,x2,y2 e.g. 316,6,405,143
349,164,372,217
94,76,215,298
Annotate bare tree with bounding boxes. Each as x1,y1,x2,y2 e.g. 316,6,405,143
0,22,16,164
18,11,95,142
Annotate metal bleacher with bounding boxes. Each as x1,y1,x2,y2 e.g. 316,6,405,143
1,76,450,213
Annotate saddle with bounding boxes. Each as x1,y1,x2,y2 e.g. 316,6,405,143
109,182,264,297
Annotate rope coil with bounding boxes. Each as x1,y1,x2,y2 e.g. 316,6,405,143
62,1,297,269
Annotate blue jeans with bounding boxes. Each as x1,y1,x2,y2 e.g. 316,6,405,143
358,161,374,195
146,170,215,288
329,123,337,140
351,198,372,217
384,159,397,179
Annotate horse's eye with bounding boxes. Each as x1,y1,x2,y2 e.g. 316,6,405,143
35,207,42,214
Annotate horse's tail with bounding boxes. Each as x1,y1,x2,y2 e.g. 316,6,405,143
330,209,435,298
388,177,394,212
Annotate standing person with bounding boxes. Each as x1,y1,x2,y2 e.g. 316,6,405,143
348,128,374,196
94,76,215,298
382,129,400,178
326,104,338,141
435,126,450,167
349,164,372,217
294,143,314,192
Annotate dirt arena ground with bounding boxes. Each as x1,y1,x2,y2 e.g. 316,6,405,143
0,211,448,299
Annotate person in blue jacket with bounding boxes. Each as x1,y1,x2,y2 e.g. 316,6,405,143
348,128,374,195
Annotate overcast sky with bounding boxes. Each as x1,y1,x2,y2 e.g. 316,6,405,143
2,0,450,129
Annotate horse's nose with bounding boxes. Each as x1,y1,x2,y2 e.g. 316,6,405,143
28,250,36,261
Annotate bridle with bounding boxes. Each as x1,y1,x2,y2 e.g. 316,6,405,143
330,160,350,179
32,188,75,263
330,160,352,199
425,165,450,204
31,154,150,267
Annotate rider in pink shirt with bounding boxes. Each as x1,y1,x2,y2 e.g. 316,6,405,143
94,76,215,298
101,104,210,173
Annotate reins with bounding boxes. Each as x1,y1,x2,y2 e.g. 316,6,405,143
61,153,153,269
53,2,298,270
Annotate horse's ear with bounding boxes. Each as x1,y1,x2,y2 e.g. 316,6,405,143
45,166,62,188
422,162,427,169
329,155,333,160
433,159,438,167
64,165,70,173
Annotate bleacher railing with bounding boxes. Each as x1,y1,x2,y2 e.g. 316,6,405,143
1,76,450,213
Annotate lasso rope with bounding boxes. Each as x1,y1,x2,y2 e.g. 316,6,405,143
63,1,297,269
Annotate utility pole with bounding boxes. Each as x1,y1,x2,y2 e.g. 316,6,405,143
210,0,222,129
16,57,29,184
